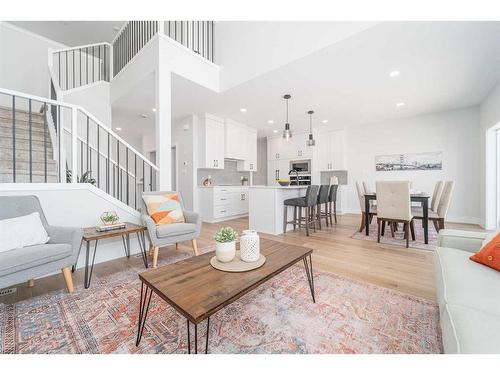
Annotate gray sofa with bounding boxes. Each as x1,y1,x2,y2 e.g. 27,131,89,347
435,229,500,353
141,191,201,268
0,195,83,293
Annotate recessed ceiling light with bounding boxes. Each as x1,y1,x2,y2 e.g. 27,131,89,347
115,127,122,131
273,129,278,134
396,102,405,107
113,26,120,31
389,70,401,78
267,120,274,124
152,108,156,112
240,108,247,113
140,114,148,118
321,120,328,124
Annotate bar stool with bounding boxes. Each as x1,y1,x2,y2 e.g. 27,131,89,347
316,185,330,229
283,185,319,236
328,184,338,225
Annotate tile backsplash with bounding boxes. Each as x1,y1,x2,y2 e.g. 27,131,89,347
320,170,348,185
197,160,250,186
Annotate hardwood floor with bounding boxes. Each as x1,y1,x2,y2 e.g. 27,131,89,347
0,214,480,304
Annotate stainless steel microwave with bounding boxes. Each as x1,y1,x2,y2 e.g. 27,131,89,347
290,160,311,174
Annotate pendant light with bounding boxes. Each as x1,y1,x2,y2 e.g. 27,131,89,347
307,110,315,146
282,94,292,140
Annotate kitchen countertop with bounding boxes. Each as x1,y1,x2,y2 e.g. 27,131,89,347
248,185,307,189
198,185,249,188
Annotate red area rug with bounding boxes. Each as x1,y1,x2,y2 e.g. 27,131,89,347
0,246,442,354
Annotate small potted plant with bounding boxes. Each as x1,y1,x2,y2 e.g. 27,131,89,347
214,227,238,263
100,211,120,226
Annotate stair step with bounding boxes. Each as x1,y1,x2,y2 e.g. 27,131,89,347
0,159,58,172
0,119,49,133
0,126,52,141
0,137,55,152
0,106,46,122
0,173,59,183
0,147,54,161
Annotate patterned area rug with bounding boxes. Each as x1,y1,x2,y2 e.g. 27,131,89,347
351,221,438,251
0,246,442,354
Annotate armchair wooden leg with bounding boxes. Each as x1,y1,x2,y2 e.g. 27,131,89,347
61,267,74,293
191,239,199,256
410,220,416,241
28,279,35,288
175,243,179,251
152,246,159,268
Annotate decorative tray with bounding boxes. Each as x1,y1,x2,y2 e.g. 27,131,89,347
210,251,266,273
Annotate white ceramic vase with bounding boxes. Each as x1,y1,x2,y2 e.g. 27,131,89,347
240,230,260,262
215,241,236,263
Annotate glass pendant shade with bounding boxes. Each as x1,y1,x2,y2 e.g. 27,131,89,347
307,110,315,147
282,94,292,140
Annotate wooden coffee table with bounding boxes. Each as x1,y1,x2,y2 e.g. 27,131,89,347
135,238,315,354
80,222,148,288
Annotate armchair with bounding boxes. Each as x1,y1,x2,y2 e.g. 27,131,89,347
141,191,201,268
0,195,82,293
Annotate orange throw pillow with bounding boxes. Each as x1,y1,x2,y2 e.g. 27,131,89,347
470,232,500,271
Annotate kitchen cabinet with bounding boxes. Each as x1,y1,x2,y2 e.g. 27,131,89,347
267,132,312,161
267,159,291,185
314,130,345,171
237,129,258,171
199,114,225,169
198,186,249,223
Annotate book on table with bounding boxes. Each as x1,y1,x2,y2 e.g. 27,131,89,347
95,222,126,232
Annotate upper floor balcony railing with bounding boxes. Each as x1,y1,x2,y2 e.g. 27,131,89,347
112,20,215,77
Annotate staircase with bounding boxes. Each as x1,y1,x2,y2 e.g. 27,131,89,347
0,105,59,183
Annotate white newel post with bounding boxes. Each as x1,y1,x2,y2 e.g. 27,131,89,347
71,108,78,183
155,43,172,191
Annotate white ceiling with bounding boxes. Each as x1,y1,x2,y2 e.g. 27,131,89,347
111,21,500,138
9,21,125,46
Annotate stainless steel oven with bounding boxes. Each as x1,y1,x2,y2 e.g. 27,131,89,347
290,160,311,175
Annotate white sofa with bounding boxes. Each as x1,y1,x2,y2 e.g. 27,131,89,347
435,229,500,354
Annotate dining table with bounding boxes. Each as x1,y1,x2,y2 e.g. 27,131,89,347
364,192,431,244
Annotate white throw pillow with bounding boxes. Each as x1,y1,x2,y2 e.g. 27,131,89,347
0,212,50,253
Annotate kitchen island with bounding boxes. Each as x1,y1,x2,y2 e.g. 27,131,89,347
248,186,308,235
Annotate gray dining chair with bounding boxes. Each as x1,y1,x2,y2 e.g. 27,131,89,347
356,181,377,232
141,191,201,268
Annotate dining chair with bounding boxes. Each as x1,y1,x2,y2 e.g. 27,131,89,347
356,181,377,232
412,180,443,223
434,181,455,231
362,181,373,194
431,181,445,212
376,181,415,248
412,180,453,232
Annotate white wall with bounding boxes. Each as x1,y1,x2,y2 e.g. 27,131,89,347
172,115,197,210
0,22,65,99
62,82,112,126
215,21,377,90
479,82,500,229
343,107,481,224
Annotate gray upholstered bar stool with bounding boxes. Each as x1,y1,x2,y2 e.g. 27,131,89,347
328,184,339,225
283,185,319,236
316,185,330,229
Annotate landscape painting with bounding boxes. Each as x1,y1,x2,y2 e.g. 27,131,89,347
375,152,442,171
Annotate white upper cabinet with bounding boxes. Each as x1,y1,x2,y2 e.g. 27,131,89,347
199,114,225,169
224,119,247,160
237,128,258,171
267,132,313,161
313,130,345,171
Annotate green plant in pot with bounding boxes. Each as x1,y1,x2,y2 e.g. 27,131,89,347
214,227,238,263
100,211,120,226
